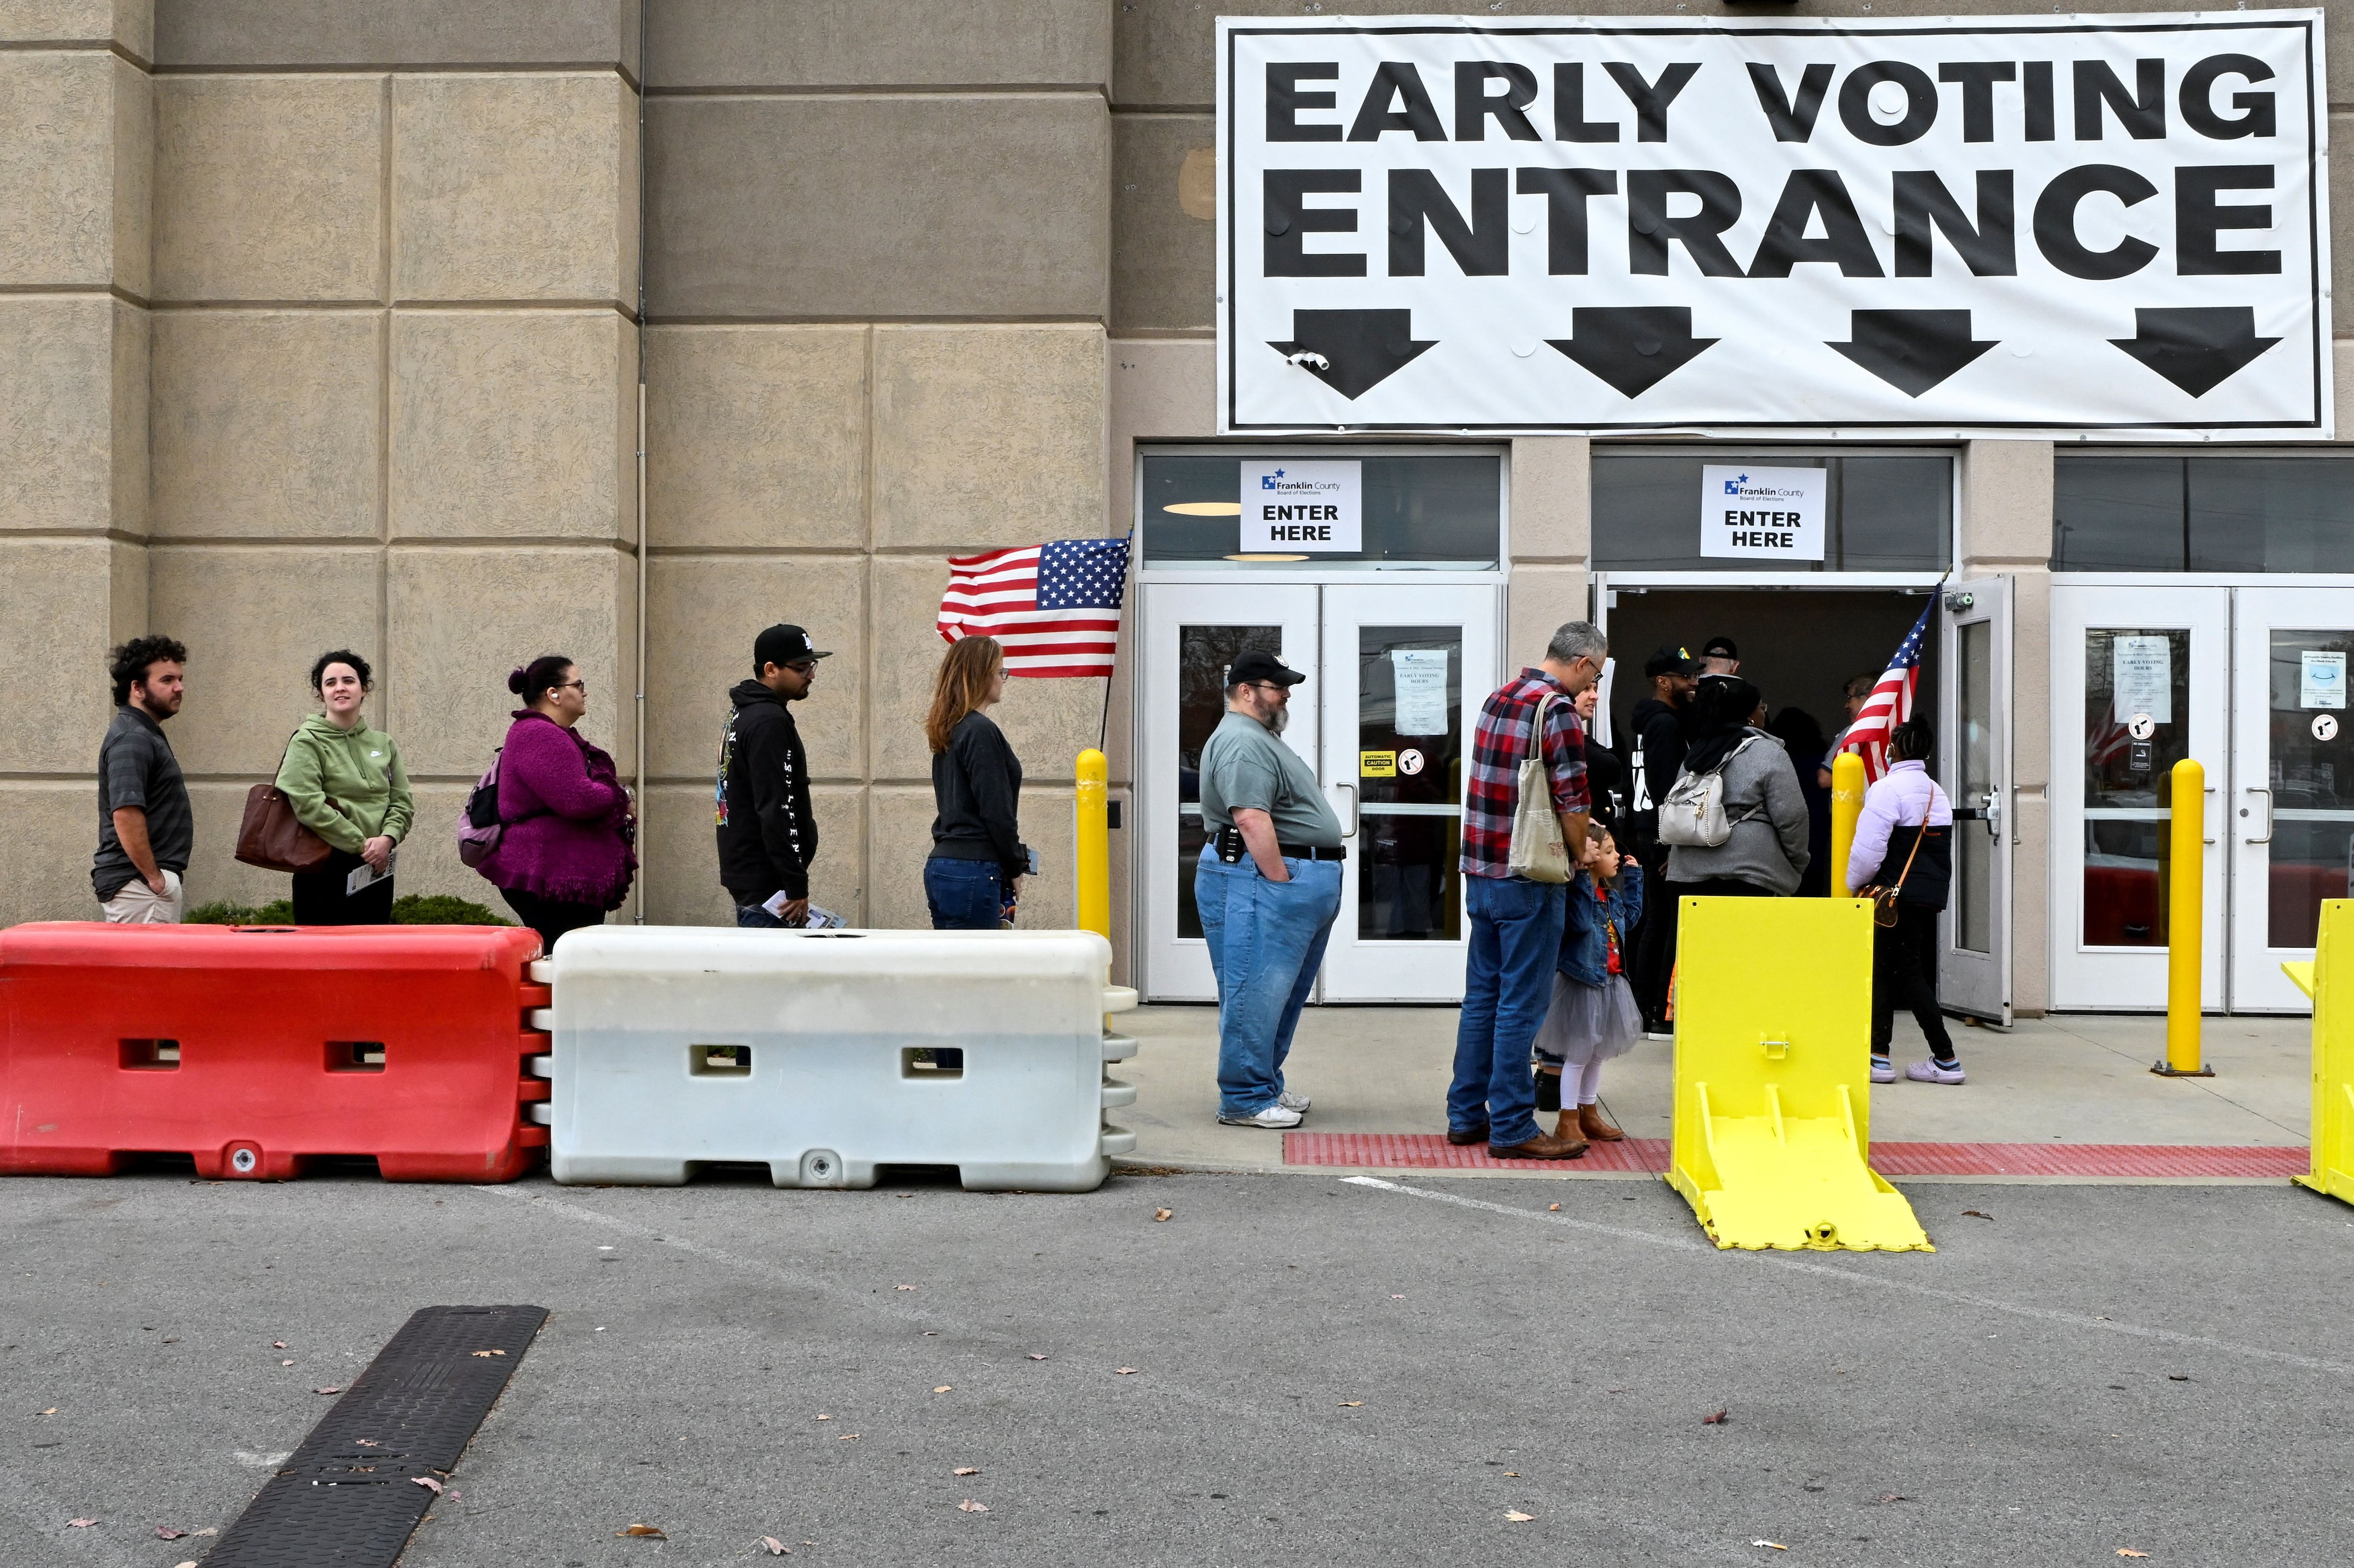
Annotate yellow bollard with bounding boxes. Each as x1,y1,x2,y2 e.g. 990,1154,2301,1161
1075,749,1110,941
1828,751,1866,896
2288,901,2351,1204
2154,757,2213,1077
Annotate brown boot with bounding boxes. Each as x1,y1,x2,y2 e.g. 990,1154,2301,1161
1489,1129,1588,1160
1577,1103,1625,1142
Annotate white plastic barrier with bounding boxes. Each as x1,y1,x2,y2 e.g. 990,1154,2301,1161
535,926,1135,1191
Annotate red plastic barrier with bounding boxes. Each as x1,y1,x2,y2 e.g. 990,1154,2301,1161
0,923,546,1182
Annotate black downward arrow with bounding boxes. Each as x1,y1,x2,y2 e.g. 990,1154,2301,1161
1826,310,1998,397
1267,310,1436,400
1546,307,1718,397
2109,307,2281,397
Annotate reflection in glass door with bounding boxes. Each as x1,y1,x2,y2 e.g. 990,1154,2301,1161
1938,578,2010,1021
1319,586,1500,1000
2048,586,2227,1012
2230,591,2354,1012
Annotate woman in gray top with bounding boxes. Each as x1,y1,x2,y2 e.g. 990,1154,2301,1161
1662,677,1812,898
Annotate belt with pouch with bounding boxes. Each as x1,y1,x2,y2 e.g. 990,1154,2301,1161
1278,843,1346,861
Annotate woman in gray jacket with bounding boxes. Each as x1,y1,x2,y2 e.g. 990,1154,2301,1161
1662,677,1812,899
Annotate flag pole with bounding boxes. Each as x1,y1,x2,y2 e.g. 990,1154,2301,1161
1099,524,1136,754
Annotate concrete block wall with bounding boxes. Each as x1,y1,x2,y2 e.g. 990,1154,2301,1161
638,2,1116,938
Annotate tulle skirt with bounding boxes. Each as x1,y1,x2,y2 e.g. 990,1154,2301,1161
1531,972,1645,1067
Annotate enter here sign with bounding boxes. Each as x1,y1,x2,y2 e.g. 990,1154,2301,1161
1242,458,1362,552
1701,464,1826,560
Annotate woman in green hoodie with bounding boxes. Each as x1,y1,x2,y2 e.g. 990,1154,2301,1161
275,649,414,924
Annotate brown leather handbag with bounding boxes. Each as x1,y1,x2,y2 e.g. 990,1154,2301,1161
235,742,333,874
1858,801,1930,928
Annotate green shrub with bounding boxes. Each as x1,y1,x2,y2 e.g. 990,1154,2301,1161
183,894,508,926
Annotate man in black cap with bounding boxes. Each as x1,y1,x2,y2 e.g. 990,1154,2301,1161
718,624,831,926
1700,635,1740,677
1627,646,1700,1032
1195,648,1346,1130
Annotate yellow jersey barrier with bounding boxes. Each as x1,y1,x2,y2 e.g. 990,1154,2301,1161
2287,901,2353,1206
1668,896,1933,1253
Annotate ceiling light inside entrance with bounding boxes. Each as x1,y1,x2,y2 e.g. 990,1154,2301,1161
1164,501,1241,515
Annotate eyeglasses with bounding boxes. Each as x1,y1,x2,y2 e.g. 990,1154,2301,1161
553,680,586,694
785,661,818,675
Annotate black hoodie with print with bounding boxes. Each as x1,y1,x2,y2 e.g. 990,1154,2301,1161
716,678,818,904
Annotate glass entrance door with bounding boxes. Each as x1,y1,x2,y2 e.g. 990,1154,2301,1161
2048,585,2229,1011
1318,586,1499,1000
1938,578,2012,1022
2229,589,2354,1012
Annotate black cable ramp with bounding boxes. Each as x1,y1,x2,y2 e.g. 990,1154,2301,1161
203,1305,548,1568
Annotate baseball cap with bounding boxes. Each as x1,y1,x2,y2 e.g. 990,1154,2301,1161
1644,645,1700,678
1228,650,1306,688
1701,635,1739,660
754,623,833,671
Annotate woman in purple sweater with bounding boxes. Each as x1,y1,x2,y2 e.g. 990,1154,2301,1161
477,655,636,951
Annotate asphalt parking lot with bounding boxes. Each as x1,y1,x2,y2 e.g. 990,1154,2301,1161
6,1170,2351,1567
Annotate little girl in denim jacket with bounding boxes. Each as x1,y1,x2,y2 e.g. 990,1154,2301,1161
1531,825,1646,1144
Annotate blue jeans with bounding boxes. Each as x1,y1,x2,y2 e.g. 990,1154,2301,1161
924,857,1003,930
1449,876,1569,1147
1195,849,1343,1118
735,902,789,928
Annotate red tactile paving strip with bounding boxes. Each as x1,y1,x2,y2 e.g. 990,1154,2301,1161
1282,1132,2308,1179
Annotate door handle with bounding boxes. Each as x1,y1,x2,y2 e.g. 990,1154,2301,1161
1333,782,1358,838
1982,788,2002,845
2243,787,2273,844
2205,785,2218,846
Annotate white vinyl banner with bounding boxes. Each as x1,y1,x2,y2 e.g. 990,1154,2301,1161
1217,12,2330,437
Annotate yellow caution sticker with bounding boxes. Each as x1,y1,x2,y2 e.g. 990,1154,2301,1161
1360,750,1397,777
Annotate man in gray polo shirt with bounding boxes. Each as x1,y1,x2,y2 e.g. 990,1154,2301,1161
1195,649,1346,1130
93,635,193,923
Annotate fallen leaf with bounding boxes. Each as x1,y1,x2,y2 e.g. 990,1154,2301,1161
157,1527,186,1539
1549,1204,1561,1212
895,1285,916,1291
1963,1209,1994,1221
68,1519,97,1528
470,1349,507,1358
616,1523,667,1538
1505,1510,1534,1522
760,1538,789,1556
838,1434,860,1441
958,1500,989,1513
412,1477,444,1495
1878,1493,1910,1504
314,1387,341,1395
273,1341,287,1349
1702,1410,1728,1424
281,1359,295,1367
1753,1543,1789,1552
40,1407,56,1415
1027,1354,1048,1361
2118,1552,2148,1560
934,1386,953,1393
1338,1400,1363,1407
1116,1367,1138,1375
1153,1208,1172,1222
815,1414,831,1420
954,1467,979,1477
1503,1472,1519,1478
355,1439,378,1447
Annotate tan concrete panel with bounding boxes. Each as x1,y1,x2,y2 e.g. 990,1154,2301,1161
1959,440,2056,569
0,536,144,772
867,553,1103,786
0,295,145,534
384,544,634,777
1108,337,1215,532
393,73,635,305
642,779,868,928
0,783,107,926
644,94,1108,320
872,324,1106,552
0,4,152,53
147,544,382,776
389,309,635,541
156,1,638,76
647,0,1109,90
151,310,381,538
645,325,866,551
113,54,152,298
1504,563,1593,673
154,74,383,302
1112,113,1214,336
1509,437,1591,564
0,50,127,288
645,553,866,784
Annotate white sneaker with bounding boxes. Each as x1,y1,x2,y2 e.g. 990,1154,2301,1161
1905,1058,1966,1085
1870,1059,1897,1084
1278,1088,1311,1113
1219,1102,1304,1129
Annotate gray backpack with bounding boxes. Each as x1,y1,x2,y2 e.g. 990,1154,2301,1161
1656,736,1764,848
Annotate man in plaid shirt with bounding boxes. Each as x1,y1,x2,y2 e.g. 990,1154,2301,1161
1448,621,1607,1160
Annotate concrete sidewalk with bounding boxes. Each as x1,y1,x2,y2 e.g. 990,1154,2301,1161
1114,1005,2313,1177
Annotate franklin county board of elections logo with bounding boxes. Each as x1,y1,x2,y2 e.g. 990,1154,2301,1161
1722,473,1808,504
1262,468,1284,489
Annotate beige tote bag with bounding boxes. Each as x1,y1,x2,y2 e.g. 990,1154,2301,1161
1505,693,1572,884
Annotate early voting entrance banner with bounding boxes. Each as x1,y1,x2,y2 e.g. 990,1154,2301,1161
1217,12,2330,436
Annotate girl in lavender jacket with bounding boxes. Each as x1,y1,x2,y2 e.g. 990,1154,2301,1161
1845,719,1960,1086
477,655,637,952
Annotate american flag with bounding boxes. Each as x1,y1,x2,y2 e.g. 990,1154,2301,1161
936,538,1131,678
1838,601,1935,783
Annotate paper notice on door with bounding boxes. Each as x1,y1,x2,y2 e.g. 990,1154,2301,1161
2111,636,2173,726
2301,650,2346,708
1391,649,1450,735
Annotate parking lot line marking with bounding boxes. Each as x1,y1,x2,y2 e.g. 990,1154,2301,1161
1344,1177,2354,1376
